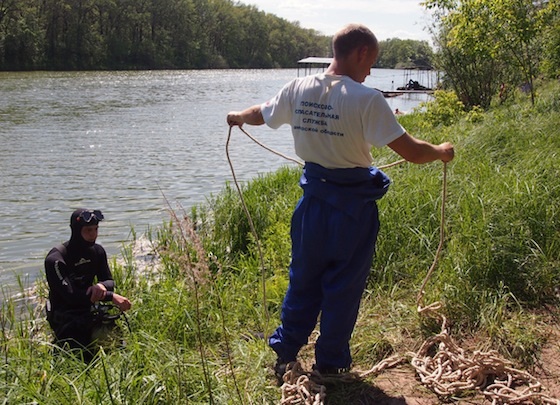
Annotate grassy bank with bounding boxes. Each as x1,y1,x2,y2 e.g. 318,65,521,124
1,81,559,404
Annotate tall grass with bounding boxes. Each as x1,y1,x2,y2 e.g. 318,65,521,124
1,81,559,403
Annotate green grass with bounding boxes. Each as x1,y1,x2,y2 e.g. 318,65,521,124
1,81,559,403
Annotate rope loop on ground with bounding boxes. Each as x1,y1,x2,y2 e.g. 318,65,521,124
280,362,327,405
360,354,408,377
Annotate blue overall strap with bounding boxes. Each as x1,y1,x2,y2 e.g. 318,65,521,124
299,162,391,220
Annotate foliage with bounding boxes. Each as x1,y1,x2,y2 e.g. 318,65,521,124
435,1,501,109
0,0,331,70
193,166,301,265
376,38,434,69
1,81,560,402
540,0,560,78
386,80,560,323
414,89,465,128
423,0,560,109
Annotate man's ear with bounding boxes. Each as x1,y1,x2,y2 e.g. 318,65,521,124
357,45,370,62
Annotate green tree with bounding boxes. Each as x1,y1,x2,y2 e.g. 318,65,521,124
539,0,560,79
228,4,270,68
168,0,202,68
0,0,43,69
423,0,504,109
423,0,556,108
377,38,434,69
490,0,549,105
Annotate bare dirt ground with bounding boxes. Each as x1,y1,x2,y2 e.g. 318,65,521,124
289,316,560,405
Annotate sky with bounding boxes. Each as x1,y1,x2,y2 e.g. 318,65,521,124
241,0,435,43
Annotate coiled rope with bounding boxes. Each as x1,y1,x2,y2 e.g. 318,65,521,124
226,126,560,405
280,362,327,405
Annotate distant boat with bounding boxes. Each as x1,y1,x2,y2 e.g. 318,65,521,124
397,79,432,91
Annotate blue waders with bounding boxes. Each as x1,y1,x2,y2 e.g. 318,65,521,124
269,162,391,370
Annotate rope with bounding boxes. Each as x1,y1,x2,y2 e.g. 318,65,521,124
280,362,327,405
226,126,270,332
225,126,407,345
237,126,304,167
410,328,560,404
226,126,408,405
360,161,560,405
360,354,409,377
237,125,406,171
416,161,447,314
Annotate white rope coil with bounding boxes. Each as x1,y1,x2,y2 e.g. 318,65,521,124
410,328,560,404
280,362,327,405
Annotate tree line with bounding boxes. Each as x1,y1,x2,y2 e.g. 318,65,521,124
0,0,438,71
0,0,332,70
376,38,434,70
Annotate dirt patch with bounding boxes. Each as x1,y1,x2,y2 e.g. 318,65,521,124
531,323,560,399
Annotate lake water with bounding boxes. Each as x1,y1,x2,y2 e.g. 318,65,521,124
0,68,435,293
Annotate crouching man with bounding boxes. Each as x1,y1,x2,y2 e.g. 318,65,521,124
45,208,131,361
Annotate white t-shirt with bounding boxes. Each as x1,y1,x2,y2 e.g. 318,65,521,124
261,73,405,169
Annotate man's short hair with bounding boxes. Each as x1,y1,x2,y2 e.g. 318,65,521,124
332,24,378,60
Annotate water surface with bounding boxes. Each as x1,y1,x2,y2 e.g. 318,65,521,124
0,68,435,292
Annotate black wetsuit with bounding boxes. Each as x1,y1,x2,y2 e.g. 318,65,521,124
44,209,115,356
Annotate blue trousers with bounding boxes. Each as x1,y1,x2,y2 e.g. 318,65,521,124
269,162,389,370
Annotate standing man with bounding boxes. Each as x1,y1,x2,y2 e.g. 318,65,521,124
45,208,131,361
227,24,454,377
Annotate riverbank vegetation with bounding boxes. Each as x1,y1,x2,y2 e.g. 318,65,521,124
1,78,559,403
424,0,560,109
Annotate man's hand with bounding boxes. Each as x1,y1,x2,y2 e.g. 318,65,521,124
437,142,455,163
227,105,264,127
112,293,132,312
227,111,245,127
87,283,107,303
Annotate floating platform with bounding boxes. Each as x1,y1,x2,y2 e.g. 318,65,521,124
297,57,435,95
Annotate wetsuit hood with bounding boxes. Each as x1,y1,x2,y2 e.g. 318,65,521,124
69,208,101,249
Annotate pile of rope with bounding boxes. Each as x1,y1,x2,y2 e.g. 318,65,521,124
280,362,326,405
410,320,560,404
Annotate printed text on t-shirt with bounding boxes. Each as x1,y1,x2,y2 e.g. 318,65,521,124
294,100,342,137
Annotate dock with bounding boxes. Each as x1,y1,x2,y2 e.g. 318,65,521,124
297,57,435,96
297,57,333,76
